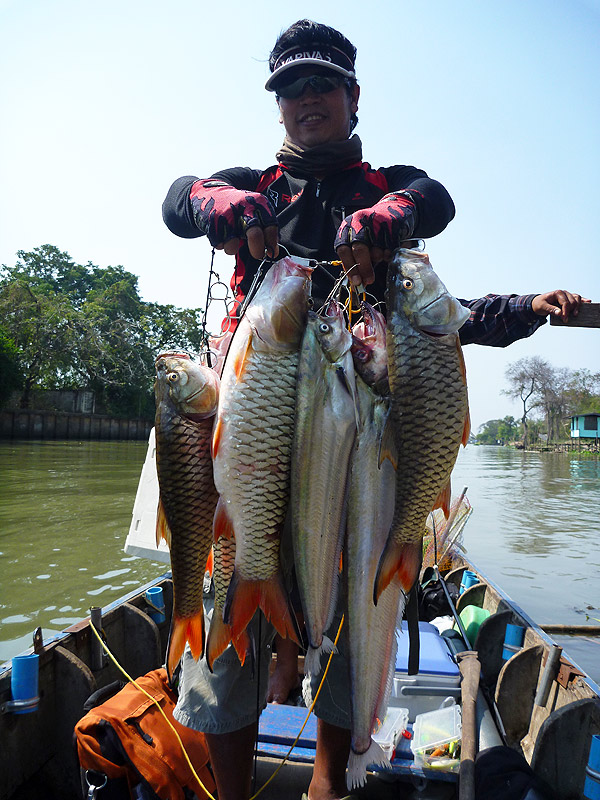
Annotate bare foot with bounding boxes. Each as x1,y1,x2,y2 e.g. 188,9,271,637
267,636,301,703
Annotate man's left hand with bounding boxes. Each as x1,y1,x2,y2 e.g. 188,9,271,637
334,192,416,286
532,290,591,322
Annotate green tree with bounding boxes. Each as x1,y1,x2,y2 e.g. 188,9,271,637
475,419,502,444
502,357,551,446
0,326,22,407
1,245,208,417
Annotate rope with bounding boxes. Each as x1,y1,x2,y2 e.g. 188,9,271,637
249,614,345,800
88,618,217,800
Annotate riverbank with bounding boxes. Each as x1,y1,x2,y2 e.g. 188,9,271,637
0,409,152,441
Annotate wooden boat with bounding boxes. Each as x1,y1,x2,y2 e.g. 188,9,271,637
2,543,599,800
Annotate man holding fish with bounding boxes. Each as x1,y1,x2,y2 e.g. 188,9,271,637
162,19,588,800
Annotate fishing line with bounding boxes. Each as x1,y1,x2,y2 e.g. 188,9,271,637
88,618,217,800
248,614,345,800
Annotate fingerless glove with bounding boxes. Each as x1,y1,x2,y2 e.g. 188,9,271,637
190,179,278,247
334,191,417,251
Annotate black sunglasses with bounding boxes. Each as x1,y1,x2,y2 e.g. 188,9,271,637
276,73,347,100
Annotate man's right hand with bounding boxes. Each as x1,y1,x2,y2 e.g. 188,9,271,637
190,179,279,260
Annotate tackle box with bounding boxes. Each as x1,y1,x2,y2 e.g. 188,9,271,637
372,706,409,761
410,704,462,772
389,621,461,722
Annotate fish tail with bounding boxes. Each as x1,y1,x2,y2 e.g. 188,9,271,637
232,630,252,668
167,611,205,676
213,497,234,542
347,740,390,790
206,612,252,672
303,637,337,679
224,571,301,646
374,538,422,603
205,608,233,672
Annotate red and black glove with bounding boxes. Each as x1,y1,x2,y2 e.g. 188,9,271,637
190,179,278,248
334,191,417,252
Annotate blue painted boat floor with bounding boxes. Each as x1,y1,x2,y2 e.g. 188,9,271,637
257,703,458,784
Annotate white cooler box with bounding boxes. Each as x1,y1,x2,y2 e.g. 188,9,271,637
389,621,461,722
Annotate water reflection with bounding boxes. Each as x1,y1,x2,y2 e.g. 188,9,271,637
1,440,598,683
0,440,164,661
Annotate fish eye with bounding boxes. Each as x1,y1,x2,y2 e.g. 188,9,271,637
402,278,414,290
167,372,179,383
355,350,368,362
319,322,331,333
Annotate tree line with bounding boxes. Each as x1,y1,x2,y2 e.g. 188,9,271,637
476,357,600,446
0,245,210,419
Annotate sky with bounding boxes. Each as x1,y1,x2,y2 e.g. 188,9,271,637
1,0,598,432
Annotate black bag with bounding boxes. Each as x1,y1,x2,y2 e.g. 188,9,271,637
418,567,459,622
475,746,555,800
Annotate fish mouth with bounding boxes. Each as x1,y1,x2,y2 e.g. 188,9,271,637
418,293,446,313
184,385,206,404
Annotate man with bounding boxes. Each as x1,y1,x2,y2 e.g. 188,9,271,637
163,20,587,800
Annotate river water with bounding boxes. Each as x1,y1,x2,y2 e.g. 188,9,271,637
1,440,598,683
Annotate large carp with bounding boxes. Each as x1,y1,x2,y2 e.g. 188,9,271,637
374,249,471,602
212,257,312,644
346,374,403,788
291,300,358,677
154,353,220,676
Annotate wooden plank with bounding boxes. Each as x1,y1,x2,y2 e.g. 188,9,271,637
549,302,600,328
540,624,600,636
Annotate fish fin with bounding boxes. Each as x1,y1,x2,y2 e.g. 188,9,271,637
205,547,214,577
212,417,223,459
232,332,253,381
213,497,235,542
455,339,471,445
304,638,337,679
374,538,422,603
456,338,468,385
224,571,301,646
205,607,234,672
433,480,452,518
155,499,171,548
232,629,252,668
462,408,471,447
378,411,398,470
166,611,204,677
205,609,251,672
347,741,390,791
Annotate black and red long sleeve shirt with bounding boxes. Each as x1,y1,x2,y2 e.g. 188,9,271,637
162,162,545,346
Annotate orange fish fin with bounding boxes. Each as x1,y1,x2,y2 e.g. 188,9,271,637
213,497,235,542
167,611,205,676
205,547,214,577
224,572,301,646
212,417,223,459
455,339,471,445
232,629,251,667
232,332,253,381
462,408,471,447
205,608,233,672
155,499,172,548
433,480,452,518
456,338,468,386
374,538,422,603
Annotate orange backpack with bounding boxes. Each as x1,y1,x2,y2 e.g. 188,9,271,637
75,669,215,800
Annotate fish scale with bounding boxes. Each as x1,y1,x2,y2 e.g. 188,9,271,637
375,249,469,600
212,257,312,646
156,411,216,617
154,354,220,677
388,327,466,536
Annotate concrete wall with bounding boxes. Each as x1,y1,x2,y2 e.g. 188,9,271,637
0,409,152,440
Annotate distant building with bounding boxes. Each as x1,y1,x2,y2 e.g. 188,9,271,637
570,413,600,438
